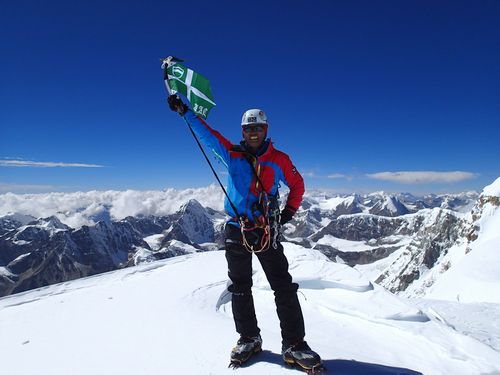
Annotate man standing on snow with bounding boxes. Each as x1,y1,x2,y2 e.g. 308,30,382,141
168,95,323,372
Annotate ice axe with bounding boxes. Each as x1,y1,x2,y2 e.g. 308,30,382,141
160,56,184,95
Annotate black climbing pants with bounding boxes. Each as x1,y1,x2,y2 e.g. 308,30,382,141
224,223,305,347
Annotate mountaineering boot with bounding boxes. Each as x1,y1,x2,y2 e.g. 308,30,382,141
228,335,263,368
282,340,325,374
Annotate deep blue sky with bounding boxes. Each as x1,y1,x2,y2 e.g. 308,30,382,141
1,0,499,194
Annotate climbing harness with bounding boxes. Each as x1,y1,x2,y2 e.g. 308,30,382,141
239,191,271,253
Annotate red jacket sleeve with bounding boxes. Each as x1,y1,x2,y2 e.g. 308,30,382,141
281,155,305,213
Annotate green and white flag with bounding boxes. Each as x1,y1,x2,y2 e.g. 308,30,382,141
166,63,216,119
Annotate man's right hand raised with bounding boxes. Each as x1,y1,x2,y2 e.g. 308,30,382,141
167,95,188,116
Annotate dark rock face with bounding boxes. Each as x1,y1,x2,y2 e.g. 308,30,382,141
313,243,400,266
287,208,324,239
121,216,172,237
374,210,465,293
0,214,36,236
0,219,149,296
310,215,424,242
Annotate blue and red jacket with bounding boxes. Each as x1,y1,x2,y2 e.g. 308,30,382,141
183,110,305,225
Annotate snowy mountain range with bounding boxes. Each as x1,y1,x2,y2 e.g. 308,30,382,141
0,184,492,301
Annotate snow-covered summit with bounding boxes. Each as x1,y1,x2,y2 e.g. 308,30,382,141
26,216,69,233
483,176,500,197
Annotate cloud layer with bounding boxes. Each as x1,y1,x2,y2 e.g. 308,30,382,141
0,186,225,229
0,159,104,168
367,171,477,184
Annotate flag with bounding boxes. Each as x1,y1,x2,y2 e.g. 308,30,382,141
166,63,216,119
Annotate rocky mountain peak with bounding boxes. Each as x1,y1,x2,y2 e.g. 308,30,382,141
180,199,207,215
162,199,214,246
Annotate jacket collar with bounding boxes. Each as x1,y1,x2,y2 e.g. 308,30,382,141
240,138,272,157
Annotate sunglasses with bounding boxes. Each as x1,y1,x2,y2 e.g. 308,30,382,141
242,125,266,133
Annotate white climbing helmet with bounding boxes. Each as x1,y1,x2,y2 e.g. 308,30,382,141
241,109,268,126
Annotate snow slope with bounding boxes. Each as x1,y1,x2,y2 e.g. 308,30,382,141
1,244,499,375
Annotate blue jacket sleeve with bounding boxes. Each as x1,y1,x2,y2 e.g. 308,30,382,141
183,110,231,167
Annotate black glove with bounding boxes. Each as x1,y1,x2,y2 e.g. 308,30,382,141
167,95,188,116
279,207,295,225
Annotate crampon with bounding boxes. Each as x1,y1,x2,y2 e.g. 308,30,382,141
283,341,325,374
228,335,262,369
228,347,262,369
285,361,327,374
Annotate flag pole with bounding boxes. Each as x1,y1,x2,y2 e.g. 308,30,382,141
160,56,243,222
